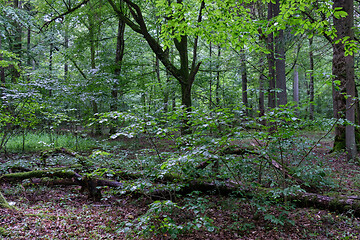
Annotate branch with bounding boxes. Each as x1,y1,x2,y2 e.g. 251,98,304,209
109,0,184,85
41,0,90,30
191,0,205,71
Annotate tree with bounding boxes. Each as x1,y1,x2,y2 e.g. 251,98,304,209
332,0,357,159
106,0,205,134
332,0,356,159
274,0,287,107
309,37,315,120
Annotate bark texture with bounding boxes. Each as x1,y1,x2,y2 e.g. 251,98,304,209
332,0,357,159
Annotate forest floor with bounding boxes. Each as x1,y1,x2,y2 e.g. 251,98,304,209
1,134,360,239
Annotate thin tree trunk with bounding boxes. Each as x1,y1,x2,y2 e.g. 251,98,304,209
241,50,248,116
64,27,69,81
11,0,21,83
258,57,265,119
49,43,53,96
267,2,276,109
293,65,299,115
27,27,31,67
209,42,213,109
89,11,101,136
309,37,315,120
0,35,5,86
216,45,221,106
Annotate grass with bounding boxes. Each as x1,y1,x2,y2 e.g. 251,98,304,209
3,131,99,153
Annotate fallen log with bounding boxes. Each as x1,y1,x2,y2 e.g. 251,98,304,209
114,170,360,217
0,167,123,201
2,166,360,217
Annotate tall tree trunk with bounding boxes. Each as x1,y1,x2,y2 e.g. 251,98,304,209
216,45,221,106
110,17,126,134
209,42,213,109
293,65,299,116
241,50,248,116
89,11,101,136
309,37,315,120
267,2,276,109
274,0,287,107
0,35,5,86
332,0,357,159
11,0,22,83
49,43,53,96
258,57,265,119
64,27,69,81
27,27,31,67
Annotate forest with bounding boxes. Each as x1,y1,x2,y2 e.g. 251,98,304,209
0,0,360,239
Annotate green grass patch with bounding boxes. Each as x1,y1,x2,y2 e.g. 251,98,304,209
3,132,98,153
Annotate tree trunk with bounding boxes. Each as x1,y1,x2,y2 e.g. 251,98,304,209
259,71,265,119
216,45,221,106
64,26,69,81
0,35,5,87
267,2,276,109
110,16,126,134
89,11,101,136
332,0,357,158
293,65,299,115
274,0,287,107
241,50,248,116
11,0,22,83
309,37,315,120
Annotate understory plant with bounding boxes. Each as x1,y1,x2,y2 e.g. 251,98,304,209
117,198,215,239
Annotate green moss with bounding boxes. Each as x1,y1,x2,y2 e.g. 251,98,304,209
332,133,345,152
0,192,13,209
0,227,9,237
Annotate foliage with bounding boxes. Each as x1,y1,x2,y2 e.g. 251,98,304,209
117,198,215,239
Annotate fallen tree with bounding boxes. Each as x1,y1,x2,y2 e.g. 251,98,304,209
1,147,359,216
2,166,360,217
1,168,122,201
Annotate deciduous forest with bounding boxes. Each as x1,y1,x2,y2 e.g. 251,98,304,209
1,0,360,239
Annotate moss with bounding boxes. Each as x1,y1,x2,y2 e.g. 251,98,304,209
1,166,82,182
332,133,346,152
0,227,9,237
0,192,13,210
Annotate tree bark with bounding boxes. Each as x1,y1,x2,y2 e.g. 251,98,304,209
274,0,287,107
267,2,276,109
293,65,299,115
241,50,248,116
309,37,315,120
88,9,102,136
110,15,126,135
332,0,357,159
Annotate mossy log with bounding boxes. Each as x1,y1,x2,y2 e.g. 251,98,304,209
1,168,81,182
1,167,122,201
40,147,88,166
0,191,14,209
292,192,360,216
114,170,360,217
